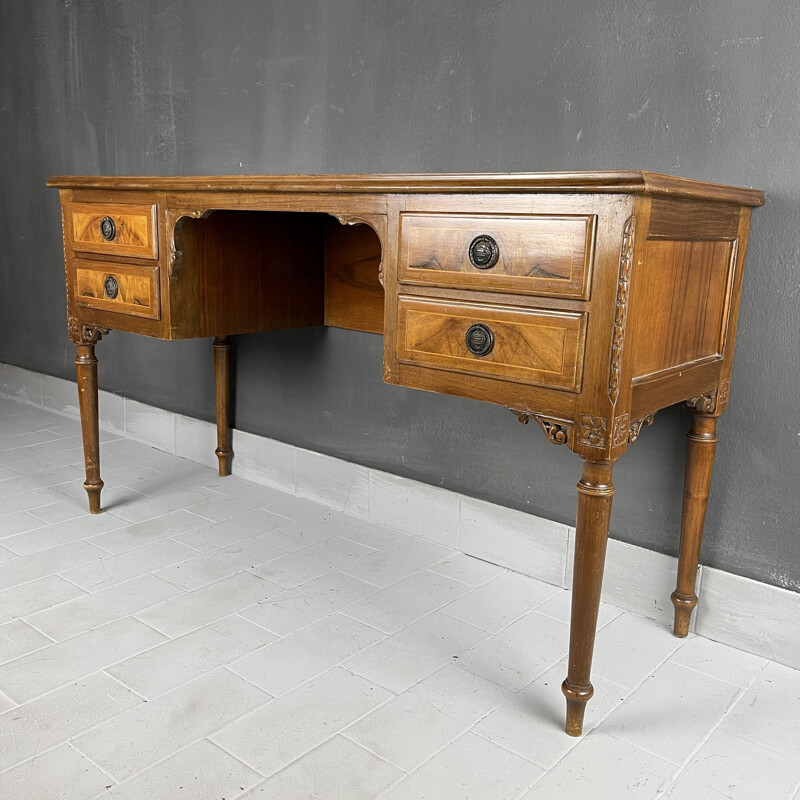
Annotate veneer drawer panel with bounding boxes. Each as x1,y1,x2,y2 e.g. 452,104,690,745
399,213,595,298
68,202,158,259
396,295,587,391
73,260,161,320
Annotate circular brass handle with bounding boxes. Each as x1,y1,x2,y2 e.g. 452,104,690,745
465,323,494,357
104,275,119,299
100,216,116,241
468,235,499,269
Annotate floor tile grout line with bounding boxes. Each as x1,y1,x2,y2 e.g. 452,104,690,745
66,740,121,787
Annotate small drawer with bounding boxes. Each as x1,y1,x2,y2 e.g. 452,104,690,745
73,260,161,320
396,294,587,391
68,202,159,259
398,213,595,298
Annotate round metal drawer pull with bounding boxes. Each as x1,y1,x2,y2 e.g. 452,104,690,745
468,235,499,269
100,216,116,241
104,275,119,300
465,323,494,357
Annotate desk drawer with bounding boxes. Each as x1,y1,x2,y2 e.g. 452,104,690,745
73,260,161,320
68,202,159,259
399,213,595,298
396,295,587,391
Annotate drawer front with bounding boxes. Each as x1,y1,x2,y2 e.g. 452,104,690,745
68,202,159,259
74,260,161,320
399,213,595,298
396,295,587,391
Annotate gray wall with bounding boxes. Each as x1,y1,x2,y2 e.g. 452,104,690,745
1,0,797,591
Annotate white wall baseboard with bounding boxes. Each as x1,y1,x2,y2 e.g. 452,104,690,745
2,362,798,670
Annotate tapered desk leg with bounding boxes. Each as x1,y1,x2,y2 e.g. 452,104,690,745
562,458,616,736
214,336,232,477
671,411,718,637
75,342,103,514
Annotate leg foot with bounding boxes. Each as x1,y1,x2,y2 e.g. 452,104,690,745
563,459,616,736
75,342,103,514
671,411,718,637
562,679,594,737
213,336,233,477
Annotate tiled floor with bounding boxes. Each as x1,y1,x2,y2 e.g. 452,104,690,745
1,397,799,799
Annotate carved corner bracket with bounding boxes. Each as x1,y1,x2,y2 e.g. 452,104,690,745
686,379,729,414
334,214,386,287
613,413,655,446
68,315,109,345
167,209,209,278
608,215,635,406
511,409,571,446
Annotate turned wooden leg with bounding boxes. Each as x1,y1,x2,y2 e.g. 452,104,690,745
562,458,616,736
213,336,233,476
671,411,718,637
75,342,103,513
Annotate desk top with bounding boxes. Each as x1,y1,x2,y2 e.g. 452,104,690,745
47,171,765,205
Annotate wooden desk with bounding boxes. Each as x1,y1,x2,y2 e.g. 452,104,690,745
48,172,764,736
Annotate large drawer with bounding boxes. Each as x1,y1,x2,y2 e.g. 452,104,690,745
396,294,587,391
68,202,159,260
398,213,595,298
73,259,161,320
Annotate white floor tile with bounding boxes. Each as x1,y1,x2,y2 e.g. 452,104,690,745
605,661,742,765
0,743,109,800
111,485,218,524
342,569,471,634
0,574,86,625
2,511,127,555
441,571,561,634
534,588,623,630
0,510,46,537
662,728,800,799
253,536,374,589
135,571,282,638
590,611,684,690
427,552,507,587
26,574,182,641
456,611,568,691
474,660,627,769
378,732,543,800
230,612,384,696
668,634,767,687
0,540,103,591
720,661,800,761
0,617,166,703
238,570,379,636
344,612,487,694
60,538,199,592
0,672,142,772
340,538,454,589
0,619,53,664
108,614,277,699
345,687,468,771
240,735,402,799
155,536,284,590
72,669,270,781
211,667,393,777
412,664,513,727
520,731,674,799
99,738,262,800
174,508,296,552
